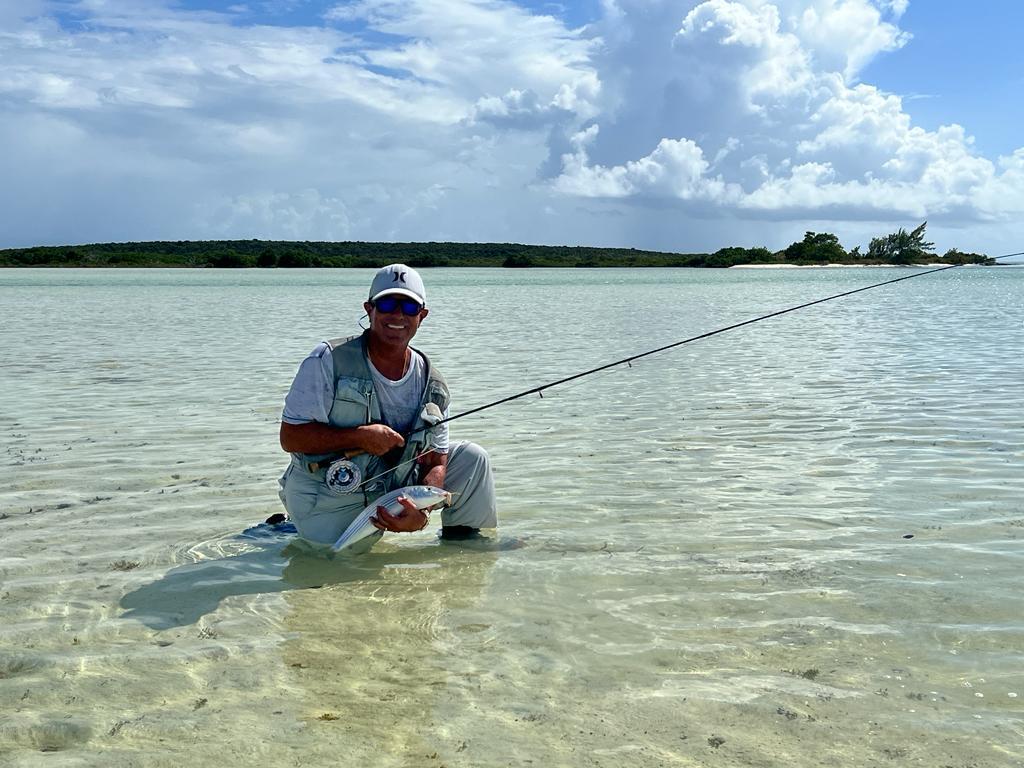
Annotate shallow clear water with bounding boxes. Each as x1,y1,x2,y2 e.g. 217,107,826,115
1,266,1022,766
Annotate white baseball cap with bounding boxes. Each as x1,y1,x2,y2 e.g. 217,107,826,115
368,263,426,306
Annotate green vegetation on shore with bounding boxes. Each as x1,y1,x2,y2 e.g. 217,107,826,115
0,223,994,268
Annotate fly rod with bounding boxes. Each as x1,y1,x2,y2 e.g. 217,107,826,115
427,251,1023,431
353,252,1021,490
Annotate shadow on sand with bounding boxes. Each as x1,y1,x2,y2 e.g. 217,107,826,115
118,522,506,630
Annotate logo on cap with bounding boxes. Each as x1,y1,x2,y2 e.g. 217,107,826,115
392,270,407,283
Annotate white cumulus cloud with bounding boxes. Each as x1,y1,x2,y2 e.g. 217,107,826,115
551,0,1024,229
0,0,1022,253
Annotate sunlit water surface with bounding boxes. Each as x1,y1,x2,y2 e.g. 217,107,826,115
1,266,1022,767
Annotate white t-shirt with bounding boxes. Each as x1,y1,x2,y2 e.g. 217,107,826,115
282,342,449,453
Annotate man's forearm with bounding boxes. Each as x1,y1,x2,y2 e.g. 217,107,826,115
279,421,369,455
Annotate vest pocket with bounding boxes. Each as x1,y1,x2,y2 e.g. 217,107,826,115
329,376,373,428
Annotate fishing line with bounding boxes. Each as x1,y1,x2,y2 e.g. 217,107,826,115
360,252,1023,490
432,253,1023,429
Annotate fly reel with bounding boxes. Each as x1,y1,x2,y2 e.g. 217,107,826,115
325,458,362,495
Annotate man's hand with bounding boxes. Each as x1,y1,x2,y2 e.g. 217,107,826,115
358,424,406,456
371,496,429,533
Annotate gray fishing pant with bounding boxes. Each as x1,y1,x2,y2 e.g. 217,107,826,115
277,441,497,545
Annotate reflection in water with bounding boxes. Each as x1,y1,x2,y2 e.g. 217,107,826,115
119,523,501,634
278,541,499,765
116,523,503,764
112,524,502,760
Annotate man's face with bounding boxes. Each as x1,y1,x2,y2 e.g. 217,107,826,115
364,293,429,348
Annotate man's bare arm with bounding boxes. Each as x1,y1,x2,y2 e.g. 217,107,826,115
279,421,405,456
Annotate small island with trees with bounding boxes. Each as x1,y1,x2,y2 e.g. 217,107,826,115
0,222,995,268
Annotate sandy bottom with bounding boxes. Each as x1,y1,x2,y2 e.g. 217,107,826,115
2,267,1022,766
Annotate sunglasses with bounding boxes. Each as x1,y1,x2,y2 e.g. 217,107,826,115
373,295,423,316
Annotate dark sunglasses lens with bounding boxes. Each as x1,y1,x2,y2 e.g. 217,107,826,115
375,296,421,315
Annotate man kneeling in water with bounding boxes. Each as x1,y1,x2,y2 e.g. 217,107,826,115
275,264,497,546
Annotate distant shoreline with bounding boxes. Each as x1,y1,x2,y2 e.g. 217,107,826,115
0,239,994,269
730,263,950,269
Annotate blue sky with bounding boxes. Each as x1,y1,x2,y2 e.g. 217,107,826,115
2,0,1023,255
862,3,1024,158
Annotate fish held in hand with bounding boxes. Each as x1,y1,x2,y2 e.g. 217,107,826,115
331,485,451,553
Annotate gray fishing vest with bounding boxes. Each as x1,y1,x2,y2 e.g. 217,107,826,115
292,331,451,499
